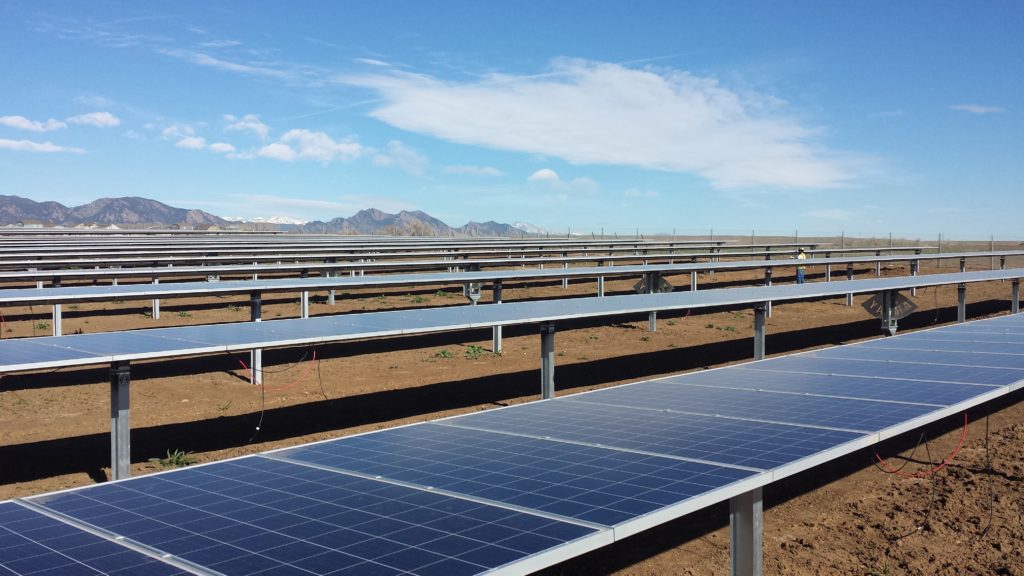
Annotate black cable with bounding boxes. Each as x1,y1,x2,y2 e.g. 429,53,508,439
315,352,329,402
247,377,265,444
976,410,995,538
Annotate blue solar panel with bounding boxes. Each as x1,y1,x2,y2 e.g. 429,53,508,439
442,400,865,470
855,338,1024,355
0,339,106,369
566,380,938,432
815,346,1024,369
30,457,599,576
741,355,1024,386
895,331,1024,344
275,424,756,526
0,502,187,576
671,368,998,406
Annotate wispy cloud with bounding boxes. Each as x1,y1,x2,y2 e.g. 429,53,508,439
0,138,84,153
528,168,560,182
208,142,235,154
157,48,294,81
67,111,121,127
950,104,1004,115
372,140,428,176
175,136,206,150
224,113,270,139
0,115,67,132
443,164,504,176
802,208,852,221
343,58,859,189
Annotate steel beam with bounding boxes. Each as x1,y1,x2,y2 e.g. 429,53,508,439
52,304,61,336
729,487,763,576
910,260,918,296
957,282,966,323
753,305,766,360
492,281,503,353
690,270,698,291
648,272,660,332
152,277,161,319
250,292,263,385
960,258,967,273
1012,280,1020,314
846,263,854,306
540,323,555,399
764,268,772,317
597,275,605,297
881,290,898,336
110,360,131,480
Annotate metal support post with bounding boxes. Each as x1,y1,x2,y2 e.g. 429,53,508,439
110,361,131,480
492,281,503,353
647,272,660,332
1000,256,1006,271
910,260,918,297
562,256,569,289
326,271,335,305
1012,280,1019,314
690,270,698,291
300,270,309,318
250,292,263,385
764,268,772,317
597,275,605,297
960,258,967,273
875,260,881,277
880,290,899,335
52,304,62,336
753,305,766,360
729,487,763,576
957,283,966,323
540,323,555,399
152,277,160,319
825,263,831,282
846,264,854,306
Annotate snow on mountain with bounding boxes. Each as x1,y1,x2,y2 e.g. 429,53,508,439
512,221,549,234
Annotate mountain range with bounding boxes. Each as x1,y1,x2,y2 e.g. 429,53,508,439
0,195,543,236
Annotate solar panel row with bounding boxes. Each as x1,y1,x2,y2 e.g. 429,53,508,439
2,312,1022,574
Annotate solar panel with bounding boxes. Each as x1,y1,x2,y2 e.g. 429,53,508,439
854,338,1024,355
0,339,108,371
441,400,865,471
565,379,939,433
814,346,1024,369
29,457,602,576
0,502,188,575
671,367,999,406
274,423,757,526
886,331,1024,344
739,355,1024,386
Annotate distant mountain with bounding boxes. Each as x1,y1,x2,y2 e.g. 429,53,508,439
0,195,229,228
300,208,528,237
513,221,549,235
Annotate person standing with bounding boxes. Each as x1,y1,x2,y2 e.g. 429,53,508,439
796,247,808,284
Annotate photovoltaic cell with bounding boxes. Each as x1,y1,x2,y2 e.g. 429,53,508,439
739,356,1024,386
0,502,186,576
565,379,938,432
30,457,599,576
854,338,1024,355
669,368,997,406
275,424,756,526
814,346,1024,370
442,400,865,470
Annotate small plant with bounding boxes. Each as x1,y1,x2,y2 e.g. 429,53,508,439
435,290,452,298
217,401,232,412
434,349,454,358
640,336,650,342
666,320,675,326
704,323,715,329
34,321,50,331
139,311,151,318
71,328,84,335
67,304,80,311
464,345,486,359
721,325,737,332
176,311,192,318
407,294,427,304
667,343,677,349
587,335,599,341
227,304,241,312
150,449,196,468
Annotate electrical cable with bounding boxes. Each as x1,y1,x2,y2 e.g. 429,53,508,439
976,410,995,539
874,412,968,478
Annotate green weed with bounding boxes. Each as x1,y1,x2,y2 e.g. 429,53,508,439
434,349,454,358
150,449,196,468
464,345,486,359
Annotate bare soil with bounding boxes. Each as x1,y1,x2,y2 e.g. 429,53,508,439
1,261,1022,575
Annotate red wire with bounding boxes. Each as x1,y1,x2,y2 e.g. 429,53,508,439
237,350,317,392
874,412,968,478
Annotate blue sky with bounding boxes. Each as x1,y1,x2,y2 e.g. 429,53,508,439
1,1,1020,237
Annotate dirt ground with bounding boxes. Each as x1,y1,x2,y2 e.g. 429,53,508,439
1,260,1022,575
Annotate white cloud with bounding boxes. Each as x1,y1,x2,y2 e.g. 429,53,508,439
372,140,427,176
175,136,207,150
158,48,293,81
949,104,1004,115
528,168,560,182
208,142,236,153
270,129,363,163
162,125,196,139
443,164,504,176
802,208,852,221
66,111,121,127
0,115,67,132
256,142,297,161
224,113,270,139
344,58,857,189
0,138,84,153
356,58,391,67
74,95,115,108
